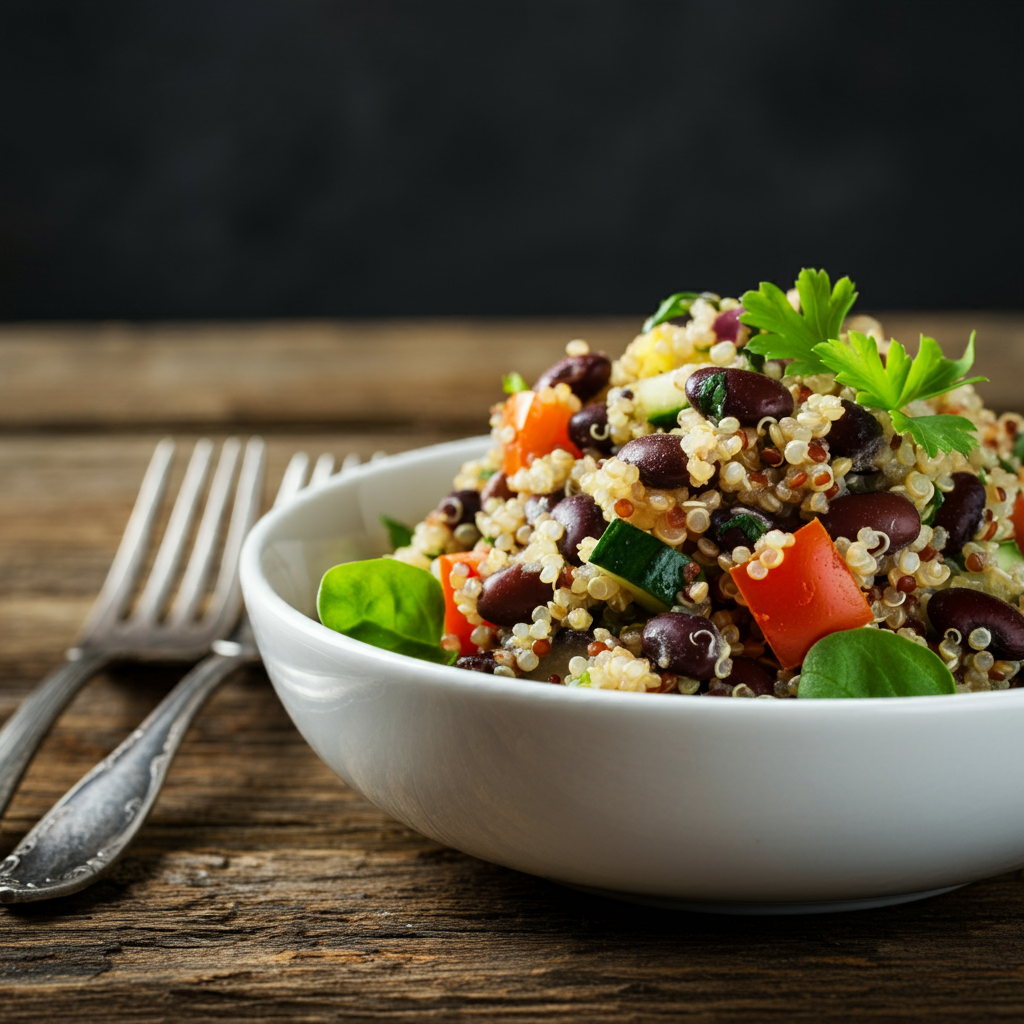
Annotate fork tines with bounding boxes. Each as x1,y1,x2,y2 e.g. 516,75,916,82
75,437,265,660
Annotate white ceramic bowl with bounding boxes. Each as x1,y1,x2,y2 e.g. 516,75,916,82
240,437,1024,914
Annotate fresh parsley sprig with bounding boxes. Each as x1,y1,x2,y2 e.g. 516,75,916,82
740,268,858,377
813,331,988,457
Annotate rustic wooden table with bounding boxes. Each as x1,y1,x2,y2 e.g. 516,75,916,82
3,315,1024,1023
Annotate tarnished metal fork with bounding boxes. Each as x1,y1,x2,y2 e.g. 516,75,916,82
0,451,348,903
0,437,266,820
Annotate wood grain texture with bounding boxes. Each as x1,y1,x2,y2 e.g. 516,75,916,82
4,322,1024,1022
1,313,1021,431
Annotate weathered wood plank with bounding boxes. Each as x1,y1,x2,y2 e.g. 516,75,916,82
0,319,633,430
1,314,1021,431
5,429,1024,1022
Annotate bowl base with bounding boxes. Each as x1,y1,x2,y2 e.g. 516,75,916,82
562,882,967,915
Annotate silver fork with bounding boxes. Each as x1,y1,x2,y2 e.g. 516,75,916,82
0,450,348,903
0,437,266,820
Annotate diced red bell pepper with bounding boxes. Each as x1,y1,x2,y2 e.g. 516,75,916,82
729,518,873,669
1011,491,1024,552
501,390,582,476
436,550,492,655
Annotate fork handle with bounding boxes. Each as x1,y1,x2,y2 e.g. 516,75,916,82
0,651,111,818
0,649,256,903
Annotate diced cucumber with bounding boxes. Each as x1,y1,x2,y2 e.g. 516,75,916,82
631,369,689,429
996,540,1024,572
588,519,704,612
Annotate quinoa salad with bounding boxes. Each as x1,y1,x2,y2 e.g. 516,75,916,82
318,269,1024,699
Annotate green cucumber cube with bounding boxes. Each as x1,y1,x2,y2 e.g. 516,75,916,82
588,519,704,613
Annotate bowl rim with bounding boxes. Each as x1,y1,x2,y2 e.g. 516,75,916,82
240,436,1024,716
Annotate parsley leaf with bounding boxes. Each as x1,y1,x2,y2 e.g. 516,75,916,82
893,412,981,458
814,331,989,457
740,268,857,377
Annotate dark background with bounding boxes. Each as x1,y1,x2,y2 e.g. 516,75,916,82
1,0,1021,320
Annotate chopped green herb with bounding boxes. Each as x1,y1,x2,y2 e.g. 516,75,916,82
814,331,988,457
694,371,728,421
502,371,529,394
379,513,414,549
798,628,955,698
741,268,857,377
922,489,944,526
742,348,765,372
642,291,701,333
479,468,497,480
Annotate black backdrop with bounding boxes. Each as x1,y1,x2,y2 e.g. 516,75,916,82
1,0,1021,319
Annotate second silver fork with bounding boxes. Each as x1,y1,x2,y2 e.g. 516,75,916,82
0,451,345,903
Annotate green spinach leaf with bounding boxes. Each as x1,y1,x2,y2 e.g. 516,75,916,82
317,558,449,664
798,628,955,698
379,513,414,549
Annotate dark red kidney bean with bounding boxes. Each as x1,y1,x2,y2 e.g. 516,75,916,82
618,433,689,489
933,472,986,555
455,653,498,674
551,494,607,566
819,492,921,552
685,367,793,425
710,505,778,551
927,587,1024,660
533,353,611,402
524,490,564,524
477,564,553,627
712,307,745,343
480,471,513,504
705,657,775,697
436,490,482,527
642,612,724,679
568,402,614,454
827,400,884,472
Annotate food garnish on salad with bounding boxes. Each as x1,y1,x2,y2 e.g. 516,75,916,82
318,269,1024,699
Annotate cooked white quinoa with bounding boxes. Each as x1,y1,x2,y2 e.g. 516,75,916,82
393,295,1024,697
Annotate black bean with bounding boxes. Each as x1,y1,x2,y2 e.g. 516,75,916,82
819,492,921,552
618,433,689,489
927,587,1024,660
710,505,778,551
533,353,611,402
712,307,745,343
568,402,614,454
480,471,513,503
705,657,775,697
551,494,607,566
477,564,553,627
641,612,724,679
436,490,482,527
685,367,793,425
933,472,986,555
826,400,885,472
522,629,596,681
523,490,564,524
455,653,498,674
